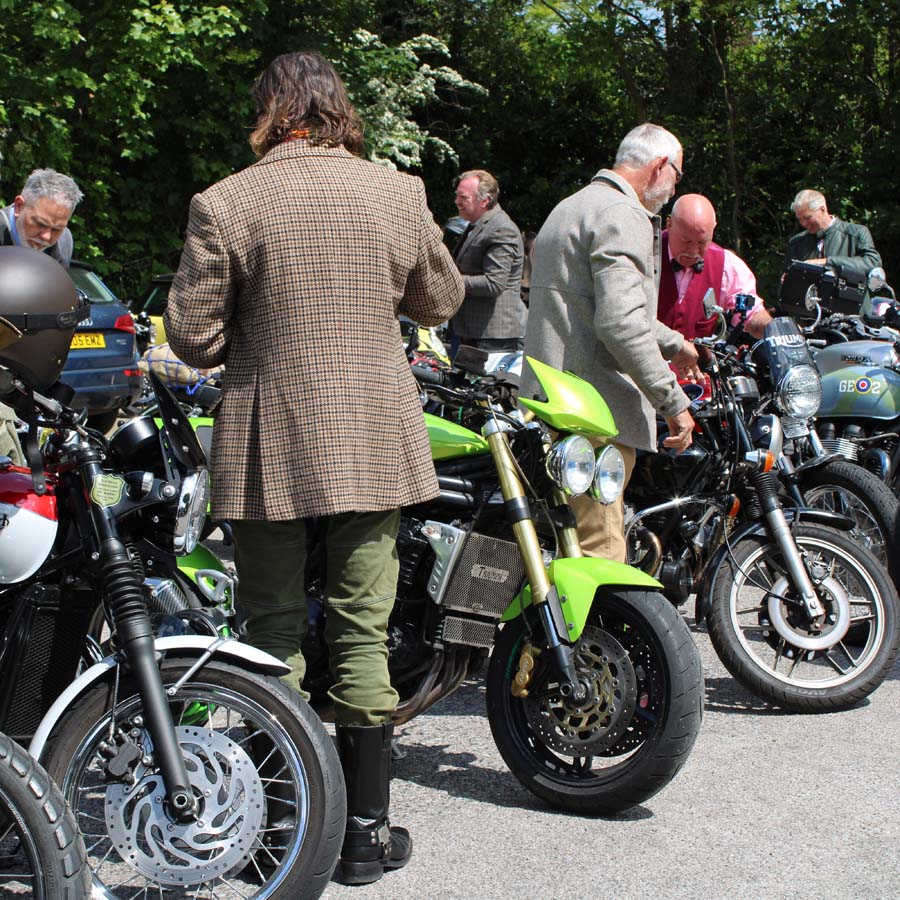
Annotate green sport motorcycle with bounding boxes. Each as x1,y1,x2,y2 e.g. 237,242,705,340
301,353,704,814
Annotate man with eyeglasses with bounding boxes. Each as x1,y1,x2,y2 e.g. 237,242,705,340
523,122,698,562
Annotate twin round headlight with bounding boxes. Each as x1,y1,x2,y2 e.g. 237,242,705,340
545,436,626,505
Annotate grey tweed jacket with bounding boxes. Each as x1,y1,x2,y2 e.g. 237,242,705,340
165,140,464,521
451,204,526,340
522,169,688,452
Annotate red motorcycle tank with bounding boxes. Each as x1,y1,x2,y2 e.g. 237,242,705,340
0,471,58,584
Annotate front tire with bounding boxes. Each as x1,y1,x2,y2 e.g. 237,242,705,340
707,524,900,712
486,589,703,814
42,659,345,900
0,731,91,899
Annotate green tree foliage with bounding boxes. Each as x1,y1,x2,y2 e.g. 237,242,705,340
1,0,898,300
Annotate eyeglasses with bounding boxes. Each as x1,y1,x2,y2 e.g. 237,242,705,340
667,160,683,184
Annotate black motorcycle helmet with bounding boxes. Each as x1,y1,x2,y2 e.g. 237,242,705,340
0,245,85,391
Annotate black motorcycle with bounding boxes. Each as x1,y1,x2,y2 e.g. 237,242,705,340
626,299,900,711
0,370,344,900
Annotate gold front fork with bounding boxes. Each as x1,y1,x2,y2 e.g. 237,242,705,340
484,423,552,606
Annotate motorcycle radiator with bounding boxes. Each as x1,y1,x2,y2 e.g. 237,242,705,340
424,525,526,650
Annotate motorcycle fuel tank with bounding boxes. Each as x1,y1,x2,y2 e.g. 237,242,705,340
0,471,58,584
815,341,900,421
425,412,490,461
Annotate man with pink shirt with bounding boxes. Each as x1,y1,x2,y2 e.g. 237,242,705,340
659,193,772,340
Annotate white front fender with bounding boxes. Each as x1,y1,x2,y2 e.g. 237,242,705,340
28,635,291,762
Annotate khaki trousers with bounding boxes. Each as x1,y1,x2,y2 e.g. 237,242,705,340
232,509,401,727
568,442,636,563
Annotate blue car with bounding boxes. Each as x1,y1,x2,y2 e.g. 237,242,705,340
62,260,142,431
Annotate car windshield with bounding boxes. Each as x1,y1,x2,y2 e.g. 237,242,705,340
69,266,120,304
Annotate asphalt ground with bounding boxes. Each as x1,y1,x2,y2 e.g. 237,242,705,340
320,621,900,900
201,532,900,900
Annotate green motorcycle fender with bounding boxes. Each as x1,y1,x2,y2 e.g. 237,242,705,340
500,557,662,642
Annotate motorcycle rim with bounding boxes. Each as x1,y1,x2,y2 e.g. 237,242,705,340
44,661,344,900
485,589,702,814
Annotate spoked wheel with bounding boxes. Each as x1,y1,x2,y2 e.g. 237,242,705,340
0,732,90,899
43,659,345,900
707,524,900,712
486,589,703,814
798,460,900,584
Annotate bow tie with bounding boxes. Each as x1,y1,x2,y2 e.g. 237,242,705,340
671,258,704,274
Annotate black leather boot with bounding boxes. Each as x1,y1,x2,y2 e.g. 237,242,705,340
334,723,412,885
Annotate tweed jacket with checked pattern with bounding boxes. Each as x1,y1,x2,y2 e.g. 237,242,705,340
164,140,464,521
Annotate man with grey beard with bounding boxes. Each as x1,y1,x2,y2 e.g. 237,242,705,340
523,122,697,562
1,168,82,269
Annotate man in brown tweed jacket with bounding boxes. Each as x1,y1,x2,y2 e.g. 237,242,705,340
165,51,463,885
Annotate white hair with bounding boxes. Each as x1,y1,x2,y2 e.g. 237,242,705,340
21,168,83,211
614,123,682,169
791,189,826,213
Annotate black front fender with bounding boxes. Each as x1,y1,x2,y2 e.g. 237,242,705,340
694,507,855,622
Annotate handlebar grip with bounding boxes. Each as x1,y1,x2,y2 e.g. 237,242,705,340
411,364,445,386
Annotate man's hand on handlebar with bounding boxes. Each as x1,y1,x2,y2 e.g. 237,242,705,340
671,340,704,382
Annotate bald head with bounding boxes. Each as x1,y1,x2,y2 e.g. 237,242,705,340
668,194,717,268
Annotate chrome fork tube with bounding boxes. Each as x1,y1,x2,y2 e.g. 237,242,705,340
753,470,825,618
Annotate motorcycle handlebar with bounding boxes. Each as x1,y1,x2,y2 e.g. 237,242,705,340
411,364,446,386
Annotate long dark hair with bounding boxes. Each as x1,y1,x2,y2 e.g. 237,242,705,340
249,51,365,158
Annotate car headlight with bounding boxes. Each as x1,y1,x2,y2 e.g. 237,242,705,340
172,468,210,555
777,365,821,419
545,435,595,496
591,445,625,504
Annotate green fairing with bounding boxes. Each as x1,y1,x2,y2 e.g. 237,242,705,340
517,357,618,437
426,412,490,459
500,557,662,641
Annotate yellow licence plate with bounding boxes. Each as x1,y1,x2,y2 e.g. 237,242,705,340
70,333,106,349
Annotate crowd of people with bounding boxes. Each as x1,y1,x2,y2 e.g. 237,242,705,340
1,48,884,889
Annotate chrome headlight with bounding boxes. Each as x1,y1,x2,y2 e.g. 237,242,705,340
172,468,210,555
591,445,625,505
545,435,595,496
777,365,821,419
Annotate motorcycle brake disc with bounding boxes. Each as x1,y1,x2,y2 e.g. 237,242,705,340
523,625,638,756
759,574,851,655
105,725,265,884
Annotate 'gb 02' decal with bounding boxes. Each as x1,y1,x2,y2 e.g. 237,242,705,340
837,377,881,395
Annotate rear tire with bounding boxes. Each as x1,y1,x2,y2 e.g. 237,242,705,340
486,589,703,814
0,732,91,899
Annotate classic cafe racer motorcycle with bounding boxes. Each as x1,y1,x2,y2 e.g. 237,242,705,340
626,296,900,711
0,247,344,900
301,349,704,814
